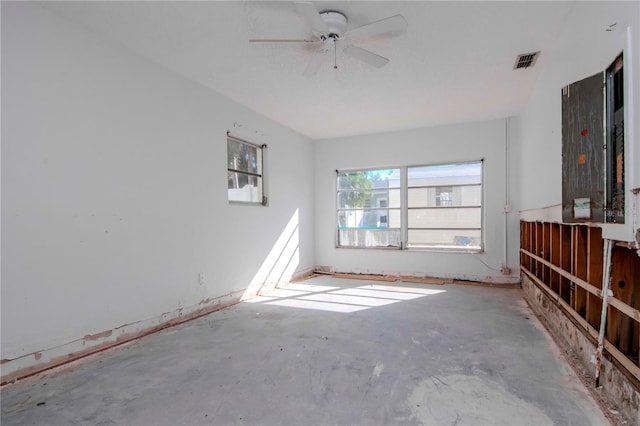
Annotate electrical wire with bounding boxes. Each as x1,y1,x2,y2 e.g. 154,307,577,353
470,253,503,272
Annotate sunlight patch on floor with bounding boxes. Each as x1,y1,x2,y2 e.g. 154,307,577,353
245,281,446,313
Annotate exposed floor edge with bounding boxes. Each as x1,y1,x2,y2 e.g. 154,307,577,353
313,269,520,287
1,290,245,387
522,297,623,426
284,267,318,283
448,279,522,288
332,273,399,282
522,273,639,425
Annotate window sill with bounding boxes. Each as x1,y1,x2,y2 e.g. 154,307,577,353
229,200,267,206
335,245,484,254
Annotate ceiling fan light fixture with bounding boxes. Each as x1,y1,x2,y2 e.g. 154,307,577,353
316,11,348,38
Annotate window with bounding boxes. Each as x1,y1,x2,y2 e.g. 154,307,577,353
407,162,483,251
336,161,483,252
435,187,453,206
227,135,265,204
336,168,401,248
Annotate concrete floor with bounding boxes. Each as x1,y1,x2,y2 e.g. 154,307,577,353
1,277,610,425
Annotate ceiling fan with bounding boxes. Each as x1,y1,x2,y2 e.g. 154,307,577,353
249,2,408,76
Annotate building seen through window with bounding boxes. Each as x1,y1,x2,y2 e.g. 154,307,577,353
337,161,482,251
227,135,265,204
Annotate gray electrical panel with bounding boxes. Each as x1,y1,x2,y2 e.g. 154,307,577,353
561,72,605,223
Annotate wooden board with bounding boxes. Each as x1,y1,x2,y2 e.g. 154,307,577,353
332,273,397,282
399,276,453,285
330,273,453,285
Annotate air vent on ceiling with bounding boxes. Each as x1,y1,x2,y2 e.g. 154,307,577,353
513,51,540,70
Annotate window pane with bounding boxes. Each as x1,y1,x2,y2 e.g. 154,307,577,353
338,209,397,229
408,229,482,250
228,171,262,203
436,187,453,206
408,162,482,187
336,168,401,248
408,207,481,229
409,186,481,208
388,188,401,208
388,209,401,228
406,161,482,250
338,189,400,209
408,187,431,208
228,139,259,174
338,229,401,248
337,169,400,190
459,185,481,206
227,136,264,204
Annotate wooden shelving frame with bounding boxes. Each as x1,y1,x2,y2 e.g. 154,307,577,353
520,221,640,385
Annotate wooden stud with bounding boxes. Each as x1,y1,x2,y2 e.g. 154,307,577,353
586,227,604,329
521,220,640,381
523,265,640,383
560,224,572,304
535,222,543,278
550,223,561,293
572,226,588,318
608,246,640,357
542,222,551,284
520,222,524,267
521,248,602,297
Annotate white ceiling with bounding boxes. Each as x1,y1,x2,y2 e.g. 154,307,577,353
39,1,626,140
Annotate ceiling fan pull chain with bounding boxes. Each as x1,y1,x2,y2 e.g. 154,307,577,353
334,40,338,70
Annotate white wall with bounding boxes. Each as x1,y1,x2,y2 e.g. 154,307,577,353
314,119,520,283
1,2,314,373
515,1,640,243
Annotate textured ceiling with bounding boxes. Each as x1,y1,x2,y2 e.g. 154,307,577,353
39,1,627,140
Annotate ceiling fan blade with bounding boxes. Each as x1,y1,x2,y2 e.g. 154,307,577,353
294,2,329,34
303,47,329,77
343,45,389,68
343,14,408,41
249,39,318,43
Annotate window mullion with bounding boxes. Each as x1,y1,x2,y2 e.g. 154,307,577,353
401,166,408,250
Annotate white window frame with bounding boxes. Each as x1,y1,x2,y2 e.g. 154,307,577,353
405,160,484,253
227,134,267,205
335,160,484,252
335,167,402,249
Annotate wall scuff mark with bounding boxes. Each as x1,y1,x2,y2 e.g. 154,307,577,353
83,330,113,342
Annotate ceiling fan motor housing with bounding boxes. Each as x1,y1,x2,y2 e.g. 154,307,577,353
317,11,348,39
